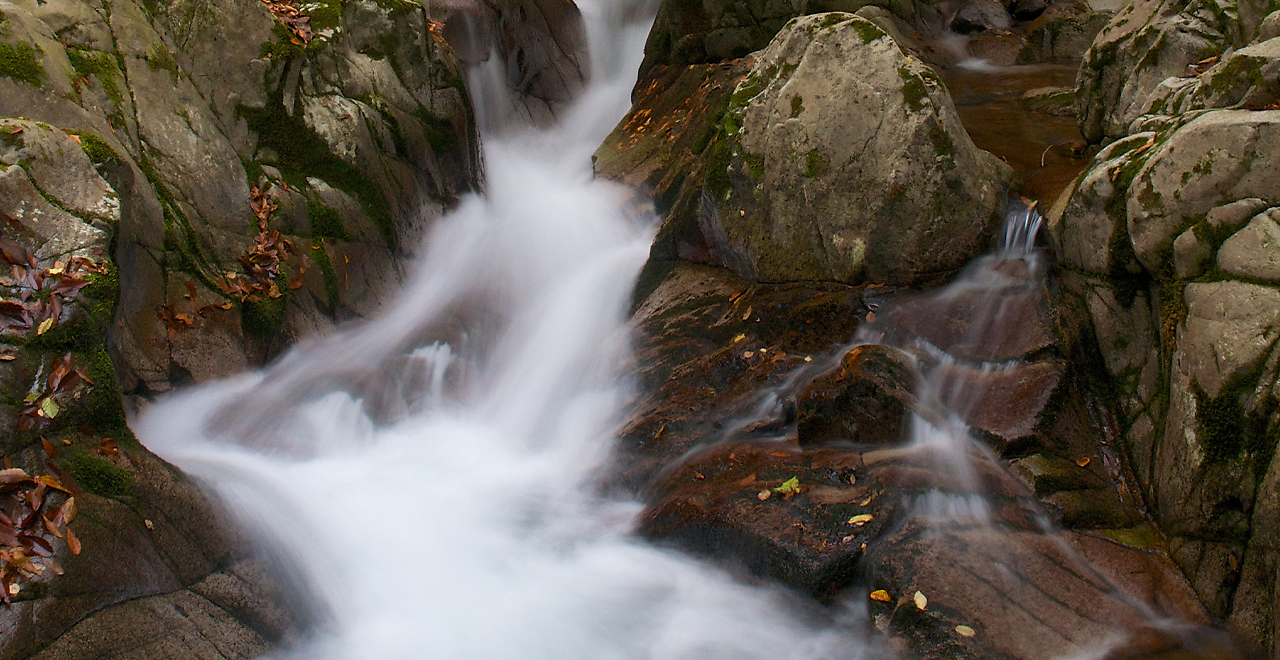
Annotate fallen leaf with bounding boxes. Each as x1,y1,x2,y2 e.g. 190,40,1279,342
40,437,57,460
36,317,53,335
65,528,80,555
773,477,801,495
869,589,891,602
737,473,757,486
144,519,154,530
848,513,874,526
39,397,59,419
914,591,928,610
849,474,857,486
955,625,976,637
1076,457,1091,467
757,490,771,501
866,311,876,323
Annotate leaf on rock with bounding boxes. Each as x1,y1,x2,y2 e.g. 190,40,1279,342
1076,457,1091,467
869,590,891,602
955,625,976,637
847,513,873,526
913,591,928,610
65,528,80,555
773,477,801,495
35,317,53,335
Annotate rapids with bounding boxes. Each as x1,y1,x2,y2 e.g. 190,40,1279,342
136,1,874,658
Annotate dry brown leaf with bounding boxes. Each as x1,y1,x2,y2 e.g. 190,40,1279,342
65,528,80,555
1076,457,1091,467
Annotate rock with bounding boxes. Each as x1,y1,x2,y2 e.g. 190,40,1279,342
441,0,589,126
950,0,1012,33
1021,86,1077,116
1261,10,1280,41
1218,209,1280,281
637,0,936,77
796,345,916,447
866,522,1202,660
0,0,483,396
966,31,1030,65
1173,228,1212,279
1011,0,1049,20
1210,198,1271,231
707,13,1010,287
1074,0,1267,142
1019,0,1112,64
1142,37,1280,116
0,122,305,658
1127,111,1280,274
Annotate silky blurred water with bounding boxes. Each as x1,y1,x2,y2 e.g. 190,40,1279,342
136,2,872,658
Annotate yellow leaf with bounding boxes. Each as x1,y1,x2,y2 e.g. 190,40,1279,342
36,317,54,335
773,477,801,495
955,625,976,638
847,513,874,526
869,590,891,602
913,591,928,611
731,333,746,343
39,397,59,419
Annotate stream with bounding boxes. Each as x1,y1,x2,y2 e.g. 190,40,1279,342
132,3,1200,659
135,1,876,658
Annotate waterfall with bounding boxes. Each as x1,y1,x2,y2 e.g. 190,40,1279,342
135,2,870,658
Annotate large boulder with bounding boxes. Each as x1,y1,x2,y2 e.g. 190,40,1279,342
1052,19,1280,649
704,14,1011,286
0,0,482,397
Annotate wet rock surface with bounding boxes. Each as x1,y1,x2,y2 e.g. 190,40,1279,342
615,256,1206,660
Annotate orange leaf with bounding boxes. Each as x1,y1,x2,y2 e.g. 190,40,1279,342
65,528,81,555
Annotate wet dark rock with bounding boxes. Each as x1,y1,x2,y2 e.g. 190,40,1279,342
966,31,1031,65
796,345,917,448
442,0,589,125
950,0,1012,34
866,520,1208,660
1010,0,1049,21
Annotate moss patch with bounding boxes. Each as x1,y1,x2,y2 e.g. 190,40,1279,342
144,43,179,80
0,42,46,87
790,94,804,118
239,100,395,247
307,197,347,240
66,47,123,104
62,451,133,498
804,149,827,177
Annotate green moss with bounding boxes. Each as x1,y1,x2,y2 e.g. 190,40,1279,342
898,66,929,112
705,138,733,199
239,100,395,247
67,130,123,167
241,293,288,338
66,47,124,105
803,149,826,177
308,241,340,312
144,43,179,80
307,197,348,240
62,451,132,498
0,42,46,87
1195,381,1248,461
308,0,343,31
849,19,887,44
819,13,852,29
928,126,956,165
745,153,764,179
789,94,804,118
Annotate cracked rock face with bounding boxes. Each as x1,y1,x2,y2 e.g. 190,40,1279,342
1052,10,1280,652
0,0,482,398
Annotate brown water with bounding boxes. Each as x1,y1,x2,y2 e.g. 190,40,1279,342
941,64,1089,205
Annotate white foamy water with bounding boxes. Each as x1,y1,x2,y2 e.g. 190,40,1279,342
136,2,872,659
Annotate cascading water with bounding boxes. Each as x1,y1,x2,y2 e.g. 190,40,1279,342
137,2,870,658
